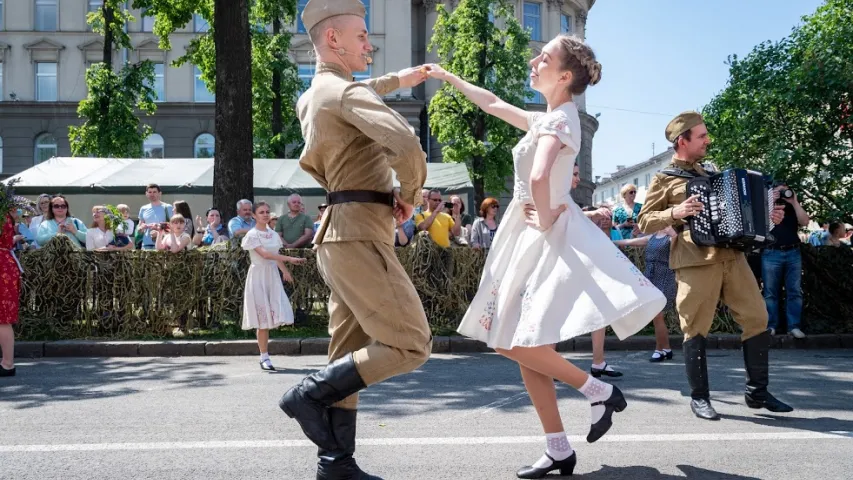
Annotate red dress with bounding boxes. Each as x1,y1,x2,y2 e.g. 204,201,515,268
0,215,21,325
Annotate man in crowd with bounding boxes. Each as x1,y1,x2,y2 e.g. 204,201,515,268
762,183,810,338
137,184,173,250
228,199,255,238
415,189,461,248
275,194,315,248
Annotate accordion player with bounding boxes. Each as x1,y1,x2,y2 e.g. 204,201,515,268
662,167,776,250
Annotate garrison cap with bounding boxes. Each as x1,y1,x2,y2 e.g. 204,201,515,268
301,0,366,34
665,111,705,143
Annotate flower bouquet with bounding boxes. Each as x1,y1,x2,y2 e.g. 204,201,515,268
0,178,36,219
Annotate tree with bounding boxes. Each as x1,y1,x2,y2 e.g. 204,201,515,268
135,0,254,221
250,0,304,159
428,0,532,205
69,1,156,158
703,0,853,225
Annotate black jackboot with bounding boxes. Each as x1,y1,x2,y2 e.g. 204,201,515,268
683,336,720,420
316,408,382,480
279,354,367,451
743,331,794,412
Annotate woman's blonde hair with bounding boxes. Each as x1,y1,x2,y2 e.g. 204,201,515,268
620,184,637,198
169,214,186,224
90,205,107,228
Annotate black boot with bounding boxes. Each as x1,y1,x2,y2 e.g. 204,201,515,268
743,331,793,413
683,336,720,420
516,452,577,479
280,354,367,451
316,408,382,480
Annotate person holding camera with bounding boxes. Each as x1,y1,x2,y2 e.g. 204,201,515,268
415,189,461,248
762,184,810,338
612,184,642,240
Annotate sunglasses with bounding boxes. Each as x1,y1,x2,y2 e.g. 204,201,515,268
490,205,499,209
52,204,68,209
627,191,636,194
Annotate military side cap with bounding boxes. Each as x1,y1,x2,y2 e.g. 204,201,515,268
302,0,366,33
665,111,704,142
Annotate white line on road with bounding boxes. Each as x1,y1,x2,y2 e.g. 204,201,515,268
1,431,850,453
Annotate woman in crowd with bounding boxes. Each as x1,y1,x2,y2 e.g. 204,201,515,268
29,194,52,247
0,197,30,377
86,206,134,251
429,33,664,478
36,196,88,248
469,197,501,250
242,202,305,371
450,195,474,241
173,201,195,238
827,222,851,249
156,214,192,252
193,208,230,247
612,184,641,240
615,227,677,362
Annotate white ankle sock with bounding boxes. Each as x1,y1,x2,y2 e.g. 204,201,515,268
592,362,615,371
579,376,613,424
532,432,572,468
260,352,270,362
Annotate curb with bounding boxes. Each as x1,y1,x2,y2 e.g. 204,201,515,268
14,334,853,358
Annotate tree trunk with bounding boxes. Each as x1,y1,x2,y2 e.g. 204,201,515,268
102,6,114,70
213,0,254,220
271,14,285,158
97,5,115,155
472,114,487,206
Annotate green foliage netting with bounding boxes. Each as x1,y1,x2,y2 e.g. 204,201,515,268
12,234,853,340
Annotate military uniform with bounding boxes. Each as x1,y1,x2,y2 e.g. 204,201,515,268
278,2,431,479
638,111,792,421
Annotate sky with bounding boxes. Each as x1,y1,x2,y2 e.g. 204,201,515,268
584,0,825,179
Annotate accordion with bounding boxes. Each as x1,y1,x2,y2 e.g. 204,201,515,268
684,168,776,250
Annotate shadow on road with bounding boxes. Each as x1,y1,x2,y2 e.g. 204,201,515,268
574,464,761,479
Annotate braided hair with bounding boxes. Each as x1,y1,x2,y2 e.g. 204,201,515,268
556,34,601,95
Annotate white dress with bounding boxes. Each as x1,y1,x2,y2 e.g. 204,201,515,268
457,102,666,349
241,227,294,330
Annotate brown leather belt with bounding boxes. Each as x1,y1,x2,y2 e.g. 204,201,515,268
326,190,394,207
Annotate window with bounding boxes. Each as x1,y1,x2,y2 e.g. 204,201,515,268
36,62,58,101
151,63,165,101
193,66,214,103
0,63,3,99
633,177,639,186
194,13,209,32
35,0,58,32
297,63,315,94
34,133,57,163
87,0,102,31
0,136,3,173
296,0,309,33
194,133,214,158
644,173,651,187
143,133,164,158
561,14,572,34
610,187,615,199
142,8,154,32
523,2,541,41
1,0,4,31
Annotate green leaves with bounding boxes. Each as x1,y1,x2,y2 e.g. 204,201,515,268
703,0,853,225
428,0,531,203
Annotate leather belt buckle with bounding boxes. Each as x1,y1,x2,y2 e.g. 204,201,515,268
326,190,394,207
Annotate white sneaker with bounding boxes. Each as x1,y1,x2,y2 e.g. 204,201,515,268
790,328,806,339
768,328,776,336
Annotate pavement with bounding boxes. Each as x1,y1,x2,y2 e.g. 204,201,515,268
14,333,853,358
1,350,852,480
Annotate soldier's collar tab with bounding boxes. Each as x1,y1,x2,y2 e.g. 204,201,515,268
316,62,354,81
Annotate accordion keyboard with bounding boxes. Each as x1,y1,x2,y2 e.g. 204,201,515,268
686,178,720,246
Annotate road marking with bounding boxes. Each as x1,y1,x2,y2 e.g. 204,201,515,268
1,431,850,453
460,391,530,417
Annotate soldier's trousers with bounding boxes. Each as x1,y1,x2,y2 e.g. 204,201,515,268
674,255,768,341
316,241,433,410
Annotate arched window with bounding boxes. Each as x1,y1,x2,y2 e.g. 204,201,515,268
34,133,57,164
194,133,214,158
143,133,164,158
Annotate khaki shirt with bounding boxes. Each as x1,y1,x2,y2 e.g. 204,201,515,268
297,62,427,246
637,157,738,269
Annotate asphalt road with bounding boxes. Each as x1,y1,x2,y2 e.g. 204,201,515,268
2,349,852,479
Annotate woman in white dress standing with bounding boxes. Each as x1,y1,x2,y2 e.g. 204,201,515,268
242,201,306,371
427,34,665,478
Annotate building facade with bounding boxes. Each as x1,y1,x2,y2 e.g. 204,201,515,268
0,0,597,204
593,148,674,207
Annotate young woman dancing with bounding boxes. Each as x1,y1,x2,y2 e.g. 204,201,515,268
428,34,665,478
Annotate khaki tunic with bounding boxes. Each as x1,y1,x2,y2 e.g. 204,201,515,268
638,157,766,341
297,62,427,246
296,62,432,409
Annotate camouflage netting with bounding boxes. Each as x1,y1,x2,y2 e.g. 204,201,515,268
12,234,853,340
